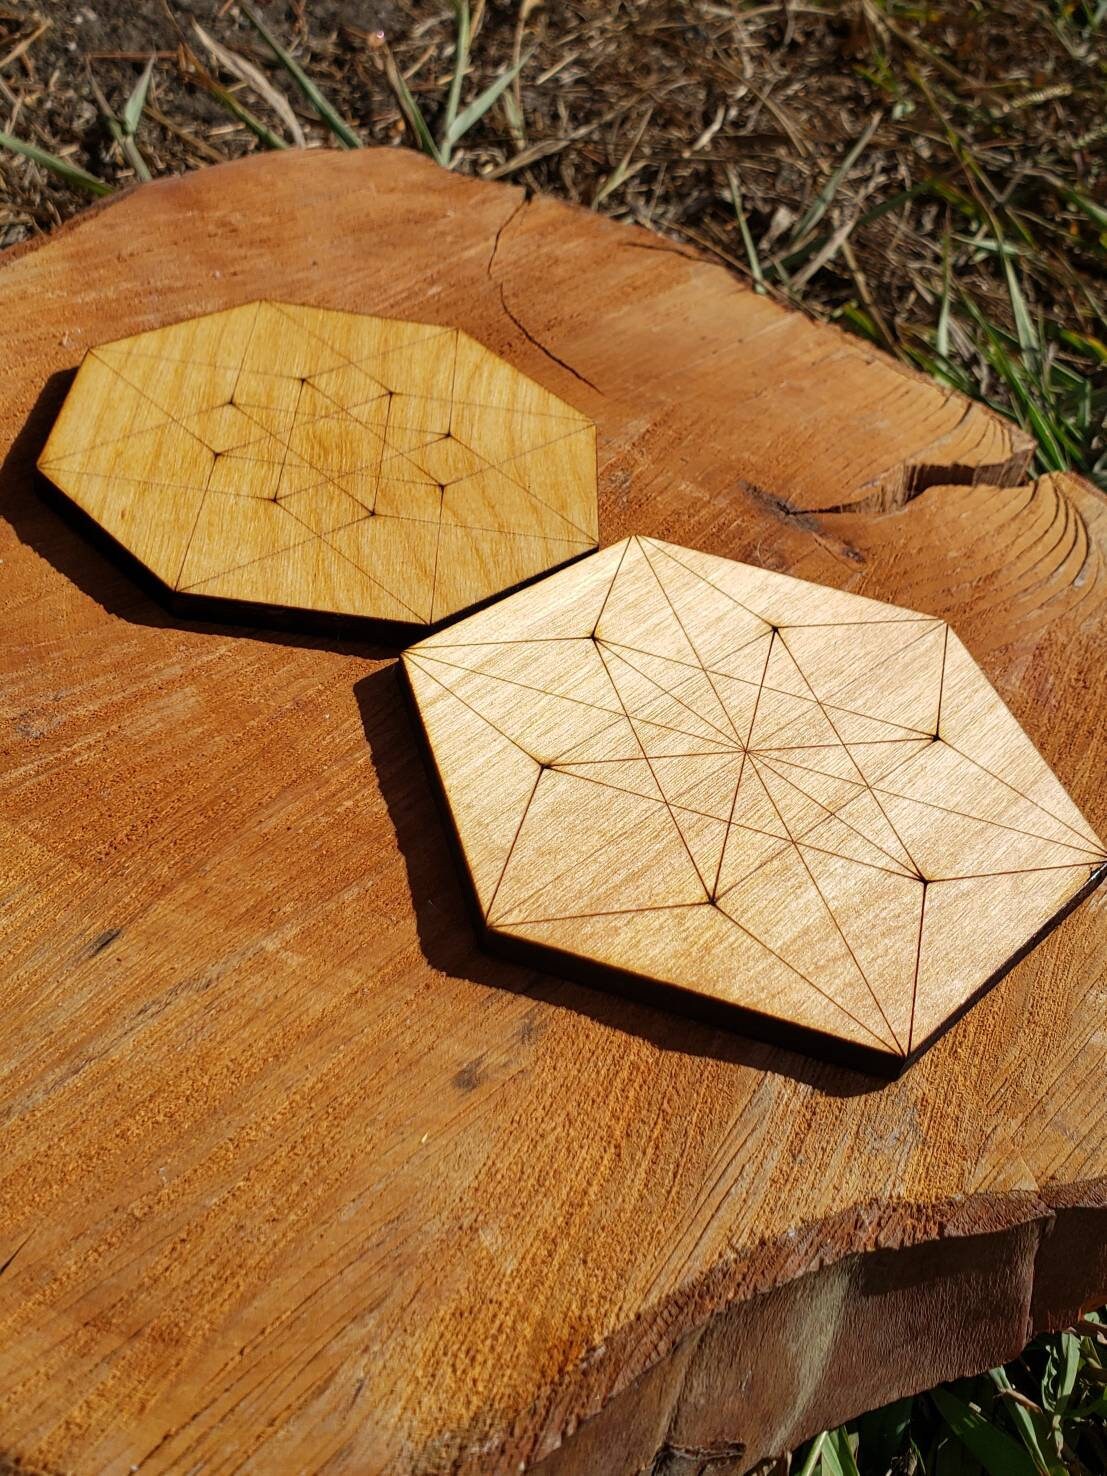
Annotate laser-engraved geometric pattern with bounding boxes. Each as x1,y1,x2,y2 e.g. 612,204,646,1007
37,301,598,629
403,536,1107,1074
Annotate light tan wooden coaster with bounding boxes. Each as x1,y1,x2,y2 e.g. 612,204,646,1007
403,535,1106,1075
37,301,597,632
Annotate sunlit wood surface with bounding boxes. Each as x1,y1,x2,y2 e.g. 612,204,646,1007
0,149,1104,1476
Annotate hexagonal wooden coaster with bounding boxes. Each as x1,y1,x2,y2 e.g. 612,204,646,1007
37,301,598,633
403,535,1107,1075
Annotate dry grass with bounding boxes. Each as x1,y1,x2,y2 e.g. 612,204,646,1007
0,1,1104,482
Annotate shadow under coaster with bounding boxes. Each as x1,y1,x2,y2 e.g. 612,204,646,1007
401,534,1107,1077
36,299,599,637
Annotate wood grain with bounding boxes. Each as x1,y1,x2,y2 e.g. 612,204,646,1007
36,301,597,631
403,535,1105,1076
0,149,1103,1476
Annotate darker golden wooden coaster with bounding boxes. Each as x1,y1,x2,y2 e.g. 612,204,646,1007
38,300,597,633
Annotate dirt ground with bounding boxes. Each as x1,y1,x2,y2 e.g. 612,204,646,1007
1,2,1105,477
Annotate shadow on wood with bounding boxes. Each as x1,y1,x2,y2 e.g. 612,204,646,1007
355,663,885,1099
1,370,396,657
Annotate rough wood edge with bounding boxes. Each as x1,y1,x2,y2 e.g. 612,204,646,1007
533,1208,1051,1475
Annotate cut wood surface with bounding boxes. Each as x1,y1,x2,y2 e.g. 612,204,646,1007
403,535,1105,1077
0,149,1104,1476
37,301,597,632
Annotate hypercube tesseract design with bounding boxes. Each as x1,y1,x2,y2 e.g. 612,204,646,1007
37,301,598,630
403,536,1106,1075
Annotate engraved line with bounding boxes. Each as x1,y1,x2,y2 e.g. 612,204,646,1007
594,642,713,898
776,629,927,877
412,651,623,721
405,656,540,763
484,766,545,923
598,642,745,747
268,300,456,388
749,757,903,1051
429,326,457,623
714,739,929,903
444,423,598,542
935,623,950,737
940,741,1104,854
486,772,705,925
549,764,918,878
636,538,747,743
590,538,636,638
754,752,920,877
870,781,1104,857
638,537,775,633
906,883,927,1052
751,622,942,747
550,711,735,765
171,301,262,588
87,348,242,456
714,628,774,898
814,618,947,712
497,901,706,926
927,863,1102,881
712,896,896,1050
782,618,942,627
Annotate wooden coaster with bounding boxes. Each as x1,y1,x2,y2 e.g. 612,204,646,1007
36,301,597,632
403,535,1106,1075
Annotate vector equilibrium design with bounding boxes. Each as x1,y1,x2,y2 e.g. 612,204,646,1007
404,536,1106,1073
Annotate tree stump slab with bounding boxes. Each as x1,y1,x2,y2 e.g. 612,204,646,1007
0,149,1104,1476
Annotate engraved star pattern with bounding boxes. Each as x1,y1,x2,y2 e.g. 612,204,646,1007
404,536,1106,1071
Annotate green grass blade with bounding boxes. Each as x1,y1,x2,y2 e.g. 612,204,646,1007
382,48,442,165
239,2,360,149
854,1395,913,1473
89,72,150,182
795,1431,827,1476
205,80,290,150
791,111,880,245
931,1385,1041,1476
0,127,111,196
839,303,883,344
442,0,471,160
192,21,305,146
961,294,1070,470
1001,249,1039,365
989,1369,1054,1475
826,1427,861,1476
1062,185,1107,233
1042,1331,1082,1415
123,56,155,137
726,165,765,291
592,106,652,207
1058,327,1107,364
937,234,953,361
445,54,530,151
121,135,152,182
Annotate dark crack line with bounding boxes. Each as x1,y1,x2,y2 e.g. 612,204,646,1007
488,195,602,396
